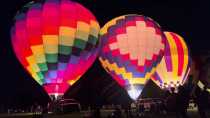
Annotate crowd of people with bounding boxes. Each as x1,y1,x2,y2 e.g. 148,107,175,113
4,85,210,118
163,85,210,118
83,85,210,118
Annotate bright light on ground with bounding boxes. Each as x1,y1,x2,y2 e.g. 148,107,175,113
55,93,58,99
127,85,142,100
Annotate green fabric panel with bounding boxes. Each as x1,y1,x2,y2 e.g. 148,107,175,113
88,35,98,45
37,72,44,79
37,63,48,71
35,72,44,85
40,79,45,85
36,80,43,85
59,45,72,55
46,54,58,63
74,39,87,49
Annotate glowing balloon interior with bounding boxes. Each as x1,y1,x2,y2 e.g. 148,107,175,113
11,0,100,96
99,15,166,100
151,32,191,89
127,85,143,100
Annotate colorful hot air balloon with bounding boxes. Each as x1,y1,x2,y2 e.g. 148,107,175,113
11,0,100,97
99,14,165,100
151,32,191,89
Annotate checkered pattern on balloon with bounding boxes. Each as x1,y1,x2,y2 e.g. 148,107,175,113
11,0,100,96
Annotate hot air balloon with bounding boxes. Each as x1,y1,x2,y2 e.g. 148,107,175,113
151,32,191,90
11,0,100,98
99,14,166,100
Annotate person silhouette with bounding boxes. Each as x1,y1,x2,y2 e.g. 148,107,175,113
112,107,122,118
166,87,177,112
194,86,209,118
92,107,101,118
176,85,190,118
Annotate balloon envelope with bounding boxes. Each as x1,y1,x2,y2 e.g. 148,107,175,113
99,14,165,100
151,32,191,89
11,0,100,96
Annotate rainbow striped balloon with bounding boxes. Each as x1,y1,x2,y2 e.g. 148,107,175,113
151,32,191,89
99,15,166,100
11,0,100,96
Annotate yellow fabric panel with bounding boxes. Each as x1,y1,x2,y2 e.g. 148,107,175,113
90,20,100,31
151,32,190,88
27,66,41,84
59,36,75,46
129,67,155,85
90,28,99,38
167,72,175,85
104,60,123,75
43,35,58,54
59,26,76,47
152,49,175,86
26,56,36,65
109,63,119,72
155,57,166,86
178,34,189,80
115,67,126,75
155,59,183,87
44,45,58,54
33,54,46,63
100,58,152,85
43,35,59,45
124,72,133,80
128,78,147,85
31,73,41,82
31,45,46,63
166,33,179,82
100,15,125,35
90,20,100,37
26,56,40,72
76,22,90,41
32,74,39,81
75,30,89,41
31,45,45,54
77,22,90,33
31,64,40,73
59,26,76,37
101,59,131,80
159,58,167,84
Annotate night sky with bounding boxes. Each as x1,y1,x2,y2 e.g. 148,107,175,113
0,0,209,108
